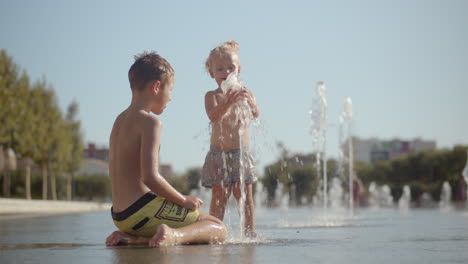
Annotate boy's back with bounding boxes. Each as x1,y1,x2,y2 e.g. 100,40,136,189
109,108,158,212
106,51,226,247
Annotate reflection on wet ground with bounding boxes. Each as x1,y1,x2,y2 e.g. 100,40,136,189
1,208,468,263
0,243,96,250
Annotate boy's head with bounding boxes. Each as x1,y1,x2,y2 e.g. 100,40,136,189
205,40,241,86
128,51,174,92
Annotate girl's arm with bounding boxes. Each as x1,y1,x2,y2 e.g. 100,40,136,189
205,89,243,122
245,89,260,118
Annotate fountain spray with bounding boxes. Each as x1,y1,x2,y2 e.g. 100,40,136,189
463,150,468,204
341,98,354,211
310,81,328,208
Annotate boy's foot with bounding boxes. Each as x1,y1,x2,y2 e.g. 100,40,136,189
148,224,177,247
105,230,150,246
105,231,125,246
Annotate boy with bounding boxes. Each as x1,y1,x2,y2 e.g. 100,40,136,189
202,41,260,237
105,51,227,247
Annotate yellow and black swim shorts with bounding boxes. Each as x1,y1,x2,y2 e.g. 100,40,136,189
111,192,200,237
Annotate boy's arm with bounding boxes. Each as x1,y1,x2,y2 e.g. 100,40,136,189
140,116,202,210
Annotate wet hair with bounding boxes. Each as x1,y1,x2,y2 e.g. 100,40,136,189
205,40,240,78
128,51,174,91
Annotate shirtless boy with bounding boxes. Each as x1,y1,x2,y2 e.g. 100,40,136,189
105,51,227,247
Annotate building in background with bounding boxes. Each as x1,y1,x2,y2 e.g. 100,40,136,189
82,143,174,178
78,158,109,176
84,143,109,161
350,137,436,163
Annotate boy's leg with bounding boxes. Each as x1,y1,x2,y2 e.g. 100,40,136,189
107,212,227,247
232,183,256,237
209,184,232,220
148,212,227,247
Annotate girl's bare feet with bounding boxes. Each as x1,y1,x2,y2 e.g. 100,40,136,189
148,224,178,247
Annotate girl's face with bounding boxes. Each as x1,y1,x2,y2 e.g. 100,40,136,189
210,54,240,87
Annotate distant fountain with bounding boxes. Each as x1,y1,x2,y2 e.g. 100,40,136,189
439,181,452,210
463,150,468,204
381,185,394,207
398,185,411,211
310,81,328,209
368,182,394,208
276,181,289,209
255,181,268,210
329,177,344,208
368,182,379,208
339,97,354,211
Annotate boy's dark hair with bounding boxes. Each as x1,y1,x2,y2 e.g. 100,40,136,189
128,51,174,91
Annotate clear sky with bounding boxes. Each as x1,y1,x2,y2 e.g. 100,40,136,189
1,0,467,174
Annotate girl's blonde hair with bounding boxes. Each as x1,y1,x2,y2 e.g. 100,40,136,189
205,40,240,77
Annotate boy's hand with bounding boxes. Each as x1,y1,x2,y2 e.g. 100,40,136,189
182,196,203,210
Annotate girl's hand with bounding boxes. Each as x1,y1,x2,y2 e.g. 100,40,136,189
225,88,246,106
240,87,257,108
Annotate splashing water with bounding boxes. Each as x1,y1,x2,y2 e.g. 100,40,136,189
221,72,243,93
220,72,254,240
310,81,328,208
339,97,354,212
221,72,253,127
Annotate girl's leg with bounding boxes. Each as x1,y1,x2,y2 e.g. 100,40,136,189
209,184,232,220
233,183,257,237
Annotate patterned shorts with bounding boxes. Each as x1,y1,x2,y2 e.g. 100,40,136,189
201,146,257,188
111,192,199,237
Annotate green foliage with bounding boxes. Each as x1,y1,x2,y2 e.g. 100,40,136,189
0,49,84,199
290,166,316,205
168,175,190,195
260,145,468,205
64,101,84,175
74,174,111,201
261,165,279,203
166,168,204,195
261,153,325,206
185,168,202,191
0,50,31,154
1,170,110,201
355,145,468,202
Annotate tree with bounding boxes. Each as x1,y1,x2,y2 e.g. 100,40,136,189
49,116,72,200
28,79,62,200
0,50,30,197
64,101,84,200
354,146,468,203
1,49,85,201
185,167,202,192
